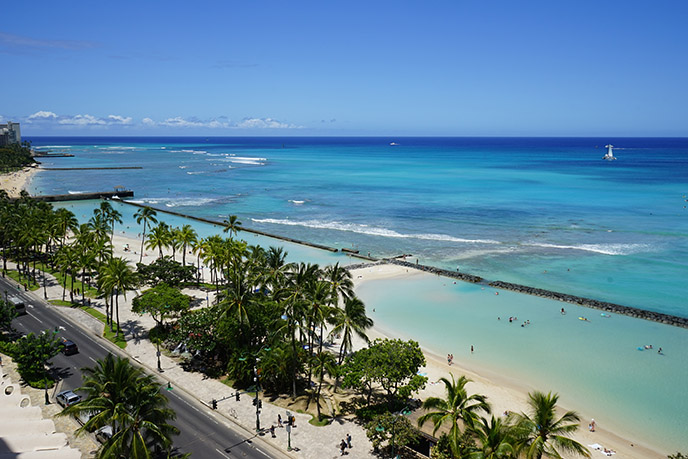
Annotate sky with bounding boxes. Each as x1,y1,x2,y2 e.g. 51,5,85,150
1,1,687,137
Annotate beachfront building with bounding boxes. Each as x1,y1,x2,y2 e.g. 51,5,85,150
0,122,21,146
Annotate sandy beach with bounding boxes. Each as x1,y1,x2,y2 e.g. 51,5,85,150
103,230,664,458
0,167,37,198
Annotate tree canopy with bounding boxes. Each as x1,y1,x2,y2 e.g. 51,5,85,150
132,283,191,327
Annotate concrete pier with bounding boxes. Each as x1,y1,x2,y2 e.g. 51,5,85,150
39,167,143,171
24,190,134,202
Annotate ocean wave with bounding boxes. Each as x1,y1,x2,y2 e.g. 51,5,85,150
526,242,652,255
35,145,73,149
251,218,500,244
139,197,217,208
101,146,137,150
67,190,86,195
289,200,306,205
187,169,228,175
180,150,207,154
179,166,188,169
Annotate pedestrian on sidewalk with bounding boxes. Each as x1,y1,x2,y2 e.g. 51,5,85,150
339,439,347,455
346,433,352,448
270,425,275,438
277,414,282,427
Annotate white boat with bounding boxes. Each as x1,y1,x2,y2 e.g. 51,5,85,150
389,142,399,146
603,144,616,161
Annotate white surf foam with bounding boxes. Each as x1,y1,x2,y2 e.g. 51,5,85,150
251,218,500,244
289,200,306,205
67,190,86,195
140,197,217,208
526,242,651,255
214,156,267,166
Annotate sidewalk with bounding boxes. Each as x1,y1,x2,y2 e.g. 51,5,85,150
5,263,378,459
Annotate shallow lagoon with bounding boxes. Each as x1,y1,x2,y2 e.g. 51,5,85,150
357,274,688,452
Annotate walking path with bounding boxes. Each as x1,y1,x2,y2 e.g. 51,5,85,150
3,263,378,459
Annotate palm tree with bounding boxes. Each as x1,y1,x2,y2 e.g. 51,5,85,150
55,245,79,302
146,222,170,258
61,353,178,458
418,374,492,454
177,224,197,266
511,391,590,459
134,206,158,263
222,214,242,238
325,262,354,302
312,350,337,421
100,257,137,337
469,416,517,459
52,207,79,248
328,296,373,364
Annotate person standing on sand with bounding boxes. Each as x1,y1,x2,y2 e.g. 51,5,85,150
471,345,474,354
590,418,596,432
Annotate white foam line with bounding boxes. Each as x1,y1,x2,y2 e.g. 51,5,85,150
252,218,500,245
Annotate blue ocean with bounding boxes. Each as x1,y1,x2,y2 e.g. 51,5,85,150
28,136,688,318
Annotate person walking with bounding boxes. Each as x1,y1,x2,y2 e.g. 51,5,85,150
277,414,282,427
346,433,352,448
340,439,347,455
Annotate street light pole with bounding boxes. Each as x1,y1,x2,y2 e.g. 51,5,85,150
254,363,260,432
156,339,162,372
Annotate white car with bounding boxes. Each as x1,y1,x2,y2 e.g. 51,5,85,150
56,390,81,407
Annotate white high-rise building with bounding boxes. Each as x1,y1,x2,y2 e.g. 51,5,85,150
0,121,21,146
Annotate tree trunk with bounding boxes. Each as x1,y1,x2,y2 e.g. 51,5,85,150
115,294,120,337
139,222,146,263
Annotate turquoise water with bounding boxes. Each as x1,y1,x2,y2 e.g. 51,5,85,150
357,276,688,452
28,136,688,451
29,136,688,317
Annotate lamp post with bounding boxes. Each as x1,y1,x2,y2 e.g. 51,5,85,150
254,361,261,432
156,338,162,372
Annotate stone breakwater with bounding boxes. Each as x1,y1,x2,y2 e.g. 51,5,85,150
387,259,485,283
489,280,688,329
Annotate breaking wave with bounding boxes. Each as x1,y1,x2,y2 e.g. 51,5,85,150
251,218,500,244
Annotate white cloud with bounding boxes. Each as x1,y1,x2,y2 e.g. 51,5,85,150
28,110,58,120
235,117,300,129
142,117,155,126
58,114,107,126
107,115,132,124
158,117,233,129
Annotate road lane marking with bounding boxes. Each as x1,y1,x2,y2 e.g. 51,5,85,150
27,312,44,324
254,447,270,457
214,448,231,458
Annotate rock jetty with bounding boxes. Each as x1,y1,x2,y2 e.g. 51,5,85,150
489,280,688,329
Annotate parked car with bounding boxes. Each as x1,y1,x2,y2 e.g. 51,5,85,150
59,337,79,355
56,390,81,407
95,425,113,444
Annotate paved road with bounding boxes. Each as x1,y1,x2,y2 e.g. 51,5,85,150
2,277,278,459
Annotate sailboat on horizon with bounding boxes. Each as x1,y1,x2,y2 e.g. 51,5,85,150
603,144,617,161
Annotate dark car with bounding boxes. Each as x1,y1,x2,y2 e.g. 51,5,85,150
60,337,79,355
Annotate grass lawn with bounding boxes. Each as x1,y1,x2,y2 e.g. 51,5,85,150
5,269,39,291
